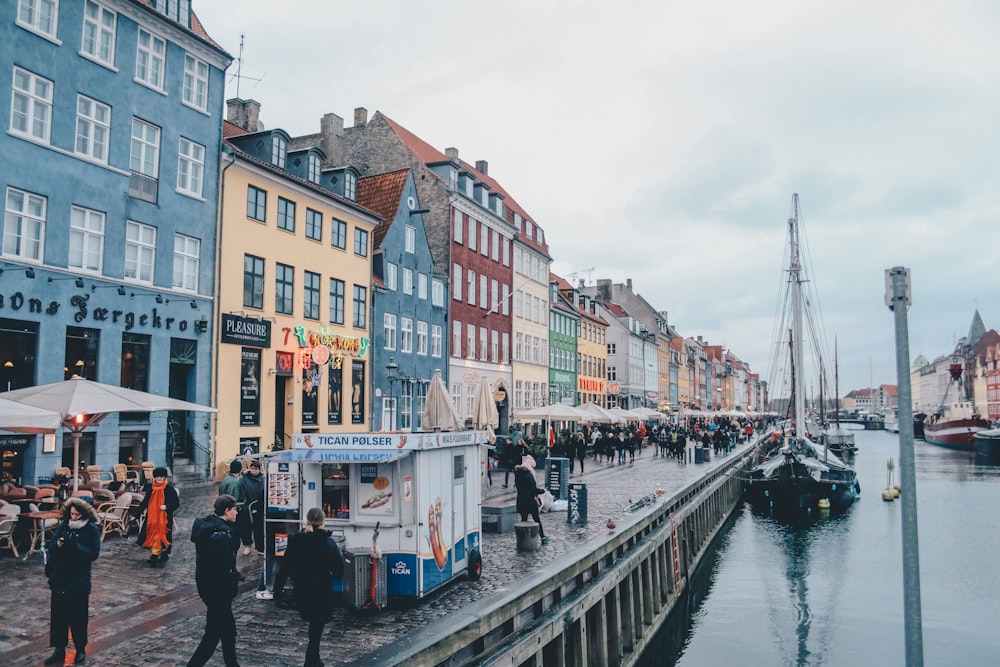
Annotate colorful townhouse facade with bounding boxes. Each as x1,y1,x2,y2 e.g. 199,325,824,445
554,275,608,408
0,0,229,482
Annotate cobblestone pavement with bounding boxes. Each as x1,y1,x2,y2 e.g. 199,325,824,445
0,442,752,666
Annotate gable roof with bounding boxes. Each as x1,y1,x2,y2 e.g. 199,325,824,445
356,169,410,250
130,2,229,55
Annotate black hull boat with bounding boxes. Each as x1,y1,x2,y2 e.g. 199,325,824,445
973,428,1000,465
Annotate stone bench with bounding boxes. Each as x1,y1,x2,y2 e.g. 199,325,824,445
482,500,518,534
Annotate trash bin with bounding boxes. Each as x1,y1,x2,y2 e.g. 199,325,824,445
694,446,704,464
703,447,711,462
342,547,386,609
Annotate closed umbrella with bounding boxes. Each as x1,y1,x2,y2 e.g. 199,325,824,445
1,377,217,491
471,376,499,443
420,370,462,432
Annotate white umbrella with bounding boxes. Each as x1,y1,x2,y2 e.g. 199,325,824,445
578,401,624,424
513,403,595,422
631,406,665,420
0,397,61,433
471,376,499,443
608,406,642,421
1,377,217,491
420,370,463,432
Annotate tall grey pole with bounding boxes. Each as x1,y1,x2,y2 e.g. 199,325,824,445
885,267,924,666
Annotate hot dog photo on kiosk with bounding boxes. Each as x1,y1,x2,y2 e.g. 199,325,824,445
254,430,489,608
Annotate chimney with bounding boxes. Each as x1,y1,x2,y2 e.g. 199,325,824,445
626,278,632,289
354,107,368,127
320,112,344,166
445,147,459,162
226,98,261,131
578,278,585,289
596,278,611,302
475,160,488,176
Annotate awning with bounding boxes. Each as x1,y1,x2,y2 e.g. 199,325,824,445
265,448,412,464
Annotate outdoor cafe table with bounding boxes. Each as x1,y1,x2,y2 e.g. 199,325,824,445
21,509,62,564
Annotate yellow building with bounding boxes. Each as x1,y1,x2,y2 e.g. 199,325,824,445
214,103,379,466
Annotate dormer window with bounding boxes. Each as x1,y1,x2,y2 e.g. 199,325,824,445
514,212,522,231
271,136,286,169
525,221,533,240
150,0,191,27
307,154,321,184
465,177,473,197
449,169,458,189
344,172,356,200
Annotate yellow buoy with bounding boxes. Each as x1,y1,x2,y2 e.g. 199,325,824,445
817,498,831,510
890,486,900,498
882,488,895,501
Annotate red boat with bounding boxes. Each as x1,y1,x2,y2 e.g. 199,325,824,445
923,363,991,450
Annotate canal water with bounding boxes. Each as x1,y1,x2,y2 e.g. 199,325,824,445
640,428,1000,666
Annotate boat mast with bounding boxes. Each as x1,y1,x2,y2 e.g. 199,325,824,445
789,194,806,440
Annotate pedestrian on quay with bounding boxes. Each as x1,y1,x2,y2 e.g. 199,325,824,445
44,496,101,665
219,459,245,503
273,507,345,667
238,460,265,556
617,431,627,465
514,456,547,544
137,466,180,567
187,494,243,667
503,438,528,488
573,431,587,474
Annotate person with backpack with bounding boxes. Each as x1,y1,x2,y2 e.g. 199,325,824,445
187,494,242,667
273,507,345,667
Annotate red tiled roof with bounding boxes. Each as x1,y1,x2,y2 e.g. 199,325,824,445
604,302,629,318
223,120,247,138
356,169,410,250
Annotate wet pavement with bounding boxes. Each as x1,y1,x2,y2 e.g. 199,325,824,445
0,442,751,666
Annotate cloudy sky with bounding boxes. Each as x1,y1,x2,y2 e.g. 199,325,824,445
193,0,999,397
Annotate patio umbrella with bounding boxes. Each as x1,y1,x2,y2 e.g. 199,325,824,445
1,377,217,491
608,406,642,421
471,376,499,443
420,370,462,432
631,406,665,420
578,401,624,424
0,397,61,433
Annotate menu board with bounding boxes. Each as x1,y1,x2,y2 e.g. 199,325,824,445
357,466,394,516
268,467,298,511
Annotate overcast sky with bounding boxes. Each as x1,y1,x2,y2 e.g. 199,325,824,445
193,0,999,397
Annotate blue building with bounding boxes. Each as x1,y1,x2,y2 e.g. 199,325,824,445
356,169,449,431
0,1,230,483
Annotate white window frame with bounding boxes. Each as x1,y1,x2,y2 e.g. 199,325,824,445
125,220,156,283
468,218,477,252
400,317,413,354
431,324,442,358
130,118,160,178
502,238,510,266
479,327,488,361
271,135,286,168
385,262,397,291
383,313,397,350
466,324,475,359
135,28,166,91
480,225,488,256
402,267,413,295
344,172,356,200
75,94,110,163
467,269,475,306
418,273,427,300
479,275,487,310
404,225,416,253
182,53,209,112
432,279,444,307
10,67,52,142
177,137,205,198
491,230,499,261
173,233,200,292
3,187,45,261
69,205,104,273
502,332,510,364
453,211,463,244
307,154,321,184
452,264,462,301
416,321,428,356
452,320,461,357
491,330,498,363
502,283,510,316
17,0,58,41
81,1,116,67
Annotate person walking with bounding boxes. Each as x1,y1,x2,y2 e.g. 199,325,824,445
44,496,101,665
238,460,265,556
137,466,180,567
187,494,242,667
273,507,345,667
503,438,528,488
514,456,547,544
573,432,587,474
219,460,245,503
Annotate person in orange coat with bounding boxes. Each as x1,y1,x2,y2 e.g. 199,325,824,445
137,467,180,567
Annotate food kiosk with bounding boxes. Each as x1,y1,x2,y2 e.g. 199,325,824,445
260,430,488,606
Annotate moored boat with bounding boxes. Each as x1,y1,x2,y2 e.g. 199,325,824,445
923,364,990,450
973,428,1000,465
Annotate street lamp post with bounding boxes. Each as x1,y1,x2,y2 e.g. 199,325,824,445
385,357,398,431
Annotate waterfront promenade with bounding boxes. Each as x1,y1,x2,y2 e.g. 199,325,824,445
0,442,752,667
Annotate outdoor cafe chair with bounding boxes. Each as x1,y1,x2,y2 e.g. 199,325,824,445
140,461,155,484
97,492,132,541
26,502,59,552
0,508,20,557
86,465,114,488
114,464,142,492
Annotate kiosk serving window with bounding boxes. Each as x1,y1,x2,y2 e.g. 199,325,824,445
322,463,349,518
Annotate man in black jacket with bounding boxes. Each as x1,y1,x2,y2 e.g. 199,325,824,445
187,494,242,667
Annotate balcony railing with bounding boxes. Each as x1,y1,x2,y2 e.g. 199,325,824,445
129,171,158,203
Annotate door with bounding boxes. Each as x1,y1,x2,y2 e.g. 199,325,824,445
451,452,467,569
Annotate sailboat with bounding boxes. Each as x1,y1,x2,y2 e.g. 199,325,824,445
745,195,860,515
818,338,856,462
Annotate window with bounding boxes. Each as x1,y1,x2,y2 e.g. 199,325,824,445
172,233,199,292
129,118,160,202
246,185,266,221
401,318,413,353
177,137,205,197
479,327,488,360
502,238,510,266
491,330,498,362
121,332,150,391
124,220,155,283
608,366,617,382
135,28,166,89
75,95,110,163
432,279,444,307
331,218,346,249
328,278,344,324
453,211,463,244
513,291,521,318
354,228,368,257
402,268,413,295
10,67,52,142
502,333,509,364
17,0,58,39
431,324,442,357
452,320,461,357
275,263,294,315
466,324,475,359
277,197,295,232
305,208,322,241
501,283,509,316
480,225,488,256
82,1,115,66
467,269,475,306
243,255,264,309
307,154,321,184
303,271,320,320
182,54,209,111
405,225,415,253
344,172,356,200
418,273,427,300
452,264,462,301
516,333,523,361
468,219,476,251
385,262,397,291
271,135,286,168
69,206,104,273
479,275,487,310
352,285,366,328
417,321,428,356
4,187,45,261
608,342,616,355
383,314,397,350
490,279,498,313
